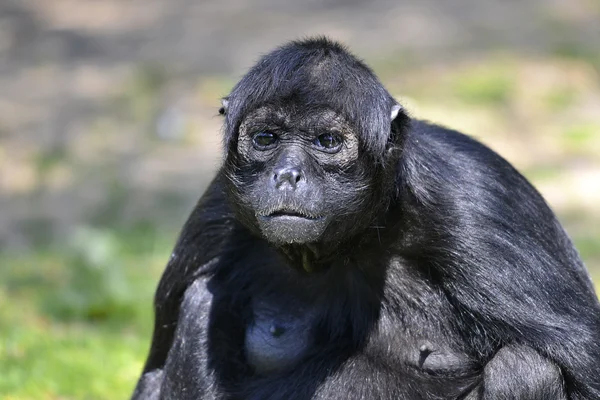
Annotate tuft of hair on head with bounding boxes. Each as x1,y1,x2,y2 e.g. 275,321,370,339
287,35,349,53
222,36,408,161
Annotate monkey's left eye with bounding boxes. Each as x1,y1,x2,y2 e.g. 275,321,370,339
252,132,278,149
314,133,343,151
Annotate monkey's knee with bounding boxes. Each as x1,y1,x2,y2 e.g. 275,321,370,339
480,345,566,400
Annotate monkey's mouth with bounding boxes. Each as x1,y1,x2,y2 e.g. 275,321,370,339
256,209,329,244
260,209,323,220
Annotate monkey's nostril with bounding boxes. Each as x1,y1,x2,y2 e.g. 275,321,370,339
273,167,303,190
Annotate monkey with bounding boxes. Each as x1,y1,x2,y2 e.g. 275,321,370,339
132,37,600,400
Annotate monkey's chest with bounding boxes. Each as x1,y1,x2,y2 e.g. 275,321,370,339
244,299,316,374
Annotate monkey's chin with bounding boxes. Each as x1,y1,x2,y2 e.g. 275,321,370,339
257,215,328,244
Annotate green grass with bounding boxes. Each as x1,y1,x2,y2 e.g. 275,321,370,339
0,229,171,400
1,309,146,399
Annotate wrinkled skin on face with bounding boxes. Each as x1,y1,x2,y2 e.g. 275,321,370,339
219,39,406,259
226,104,381,246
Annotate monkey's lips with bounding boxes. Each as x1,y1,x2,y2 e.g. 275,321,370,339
264,209,323,220
256,209,328,244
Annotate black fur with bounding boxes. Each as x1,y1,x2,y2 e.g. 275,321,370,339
132,38,600,400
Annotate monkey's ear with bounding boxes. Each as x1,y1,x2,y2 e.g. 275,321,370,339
388,103,408,147
219,98,229,116
390,104,402,121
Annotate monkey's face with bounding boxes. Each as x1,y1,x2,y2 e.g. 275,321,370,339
226,105,377,245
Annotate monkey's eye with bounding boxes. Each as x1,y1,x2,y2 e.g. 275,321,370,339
252,132,278,149
314,133,343,151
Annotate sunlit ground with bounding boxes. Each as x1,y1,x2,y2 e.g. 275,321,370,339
1,53,599,399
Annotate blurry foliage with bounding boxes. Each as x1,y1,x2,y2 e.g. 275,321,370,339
47,227,135,322
87,175,131,227
552,42,600,71
114,64,167,124
543,86,579,111
560,123,600,154
16,216,56,249
450,63,515,106
33,147,68,180
370,48,422,77
196,76,236,103
523,164,564,182
576,236,600,265
0,227,169,399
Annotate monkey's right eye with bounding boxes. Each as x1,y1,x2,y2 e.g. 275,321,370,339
252,132,278,149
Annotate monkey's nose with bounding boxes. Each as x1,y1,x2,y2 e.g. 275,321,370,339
273,167,303,190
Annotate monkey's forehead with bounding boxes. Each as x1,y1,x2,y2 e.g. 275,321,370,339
239,105,352,128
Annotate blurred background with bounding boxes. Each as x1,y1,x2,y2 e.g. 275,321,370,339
1,0,599,398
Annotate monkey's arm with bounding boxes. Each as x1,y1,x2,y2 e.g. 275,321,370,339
132,172,235,399
403,125,600,399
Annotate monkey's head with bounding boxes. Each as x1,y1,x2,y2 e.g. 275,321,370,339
221,38,409,248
